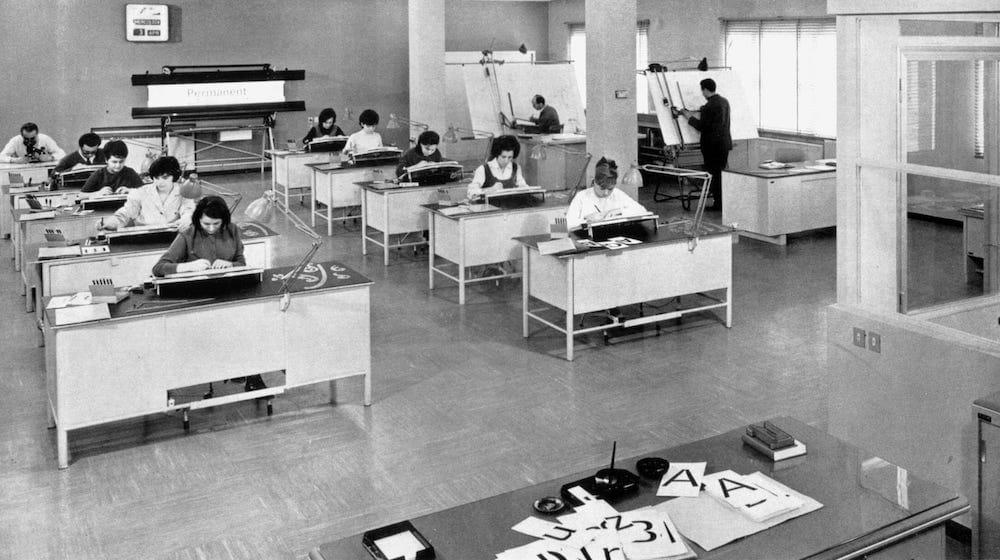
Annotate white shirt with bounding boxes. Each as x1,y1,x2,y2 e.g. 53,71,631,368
566,186,647,230
0,133,65,163
344,130,383,155
466,159,530,199
108,183,195,229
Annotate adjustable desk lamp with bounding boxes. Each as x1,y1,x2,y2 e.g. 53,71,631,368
527,143,593,192
179,173,244,215
386,114,430,147
639,164,712,247
442,124,495,166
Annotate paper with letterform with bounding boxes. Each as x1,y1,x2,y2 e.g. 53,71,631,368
703,469,801,522
657,461,707,497
618,507,692,560
510,516,578,543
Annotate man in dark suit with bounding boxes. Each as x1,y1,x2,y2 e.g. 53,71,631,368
681,79,732,212
529,94,561,133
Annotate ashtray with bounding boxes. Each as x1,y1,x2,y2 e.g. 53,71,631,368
532,496,566,515
635,457,670,479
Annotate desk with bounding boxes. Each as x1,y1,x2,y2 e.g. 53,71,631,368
309,162,395,236
11,208,115,273
518,133,588,191
426,195,569,305
358,180,469,266
24,222,277,315
44,261,372,469
266,149,337,210
961,204,985,283
723,162,836,245
0,161,58,238
519,222,733,361
312,417,968,559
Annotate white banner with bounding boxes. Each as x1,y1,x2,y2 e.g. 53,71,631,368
147,81,285,108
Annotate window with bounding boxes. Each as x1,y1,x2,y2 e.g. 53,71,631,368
906,60,937,152
975,59,985,158
567,21,651,113
724,19,837,137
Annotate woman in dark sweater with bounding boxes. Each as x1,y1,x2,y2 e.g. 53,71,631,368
302,107,346,146
152,195,244,277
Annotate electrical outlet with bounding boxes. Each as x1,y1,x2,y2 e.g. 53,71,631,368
868,332,881,353
852,327,867,348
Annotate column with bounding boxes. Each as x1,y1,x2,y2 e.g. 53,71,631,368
408,1,447,135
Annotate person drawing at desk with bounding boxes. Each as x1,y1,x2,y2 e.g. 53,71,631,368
396,130,443,178
343,109,383,156
529,95,561,133
565,157,647,230
0,122,65,163
302,107,345,147
152,196,266,393
466,134,531,200
98,155,194,231
81,140,144,194
678,78,732,212
53,132,106,173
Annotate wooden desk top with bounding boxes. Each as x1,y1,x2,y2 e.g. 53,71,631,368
312,417,967,559
45,261,371,326
424,192,571,219
725,161,836,179
356,179,470,193
13,207,116,224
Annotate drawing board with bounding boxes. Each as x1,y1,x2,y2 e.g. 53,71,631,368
646,69,758,147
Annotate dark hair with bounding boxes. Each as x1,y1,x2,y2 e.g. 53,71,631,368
104,139,129,159
417,130,440,147
359,109,380,126
148,155,181,180
20,122,38,134
594,157,619,187
317,107,337,133
489,135,521,160
533,95,546,105
192,195,232,234
78,132,101,148
700,78,717,93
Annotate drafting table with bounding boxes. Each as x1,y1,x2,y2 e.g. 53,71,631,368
308,161,396,236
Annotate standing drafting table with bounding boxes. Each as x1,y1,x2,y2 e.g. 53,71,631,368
358,180,469,266
308,162,396,236
11,208,116,273
266,149,336,210
425,194,570,305
722,162,836,245
24,222,277,315
0,161,58,238
519,222,733,361
44,261,372,469
312,417,967,559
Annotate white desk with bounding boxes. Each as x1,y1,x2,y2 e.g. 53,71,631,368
722,162,836,245
0,161,58,238
426,194,570,305
359,180,469,266
519,223,734,361
44,261,372,469
12,208,115,273
266,149,337,210
309,162,395,236
24,222,276,315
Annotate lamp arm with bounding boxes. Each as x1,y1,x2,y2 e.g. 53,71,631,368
270,197,323,311
197,178,244,215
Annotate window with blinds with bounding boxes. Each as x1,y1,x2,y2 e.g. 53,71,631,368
975,59,985,159
906,60,937,152
724,18,837,137
567,21,651,113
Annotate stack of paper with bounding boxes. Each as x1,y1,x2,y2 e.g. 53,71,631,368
46,292,111,325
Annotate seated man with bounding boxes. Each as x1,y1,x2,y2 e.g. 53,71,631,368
566,157,647,230
0,122,65,163
529,95,561,133
54,132,107,173
81,140,144,194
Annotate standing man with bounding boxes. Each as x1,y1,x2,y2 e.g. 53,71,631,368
529,94,562,133
0,122,65,163
680,79,732,212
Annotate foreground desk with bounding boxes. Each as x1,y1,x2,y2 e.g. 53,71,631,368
24,222,277,315
426,193,570,305
44,261,371,469
0,161,57,238
723,162,836,245
309,161,396,235
266,149,337,210
519,222,733,361
358,180,469,266
12,208,115,273
313,417,968,559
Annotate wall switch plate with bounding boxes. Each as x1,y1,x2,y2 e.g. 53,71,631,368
868,332,881,353
853,327,867,348
614,89,629,99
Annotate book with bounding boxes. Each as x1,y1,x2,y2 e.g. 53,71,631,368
46,292,111,325
38,246,82,260
17,210,56,221
742,434,808,461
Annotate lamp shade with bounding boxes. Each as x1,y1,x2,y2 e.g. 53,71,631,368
245,192,276,223
621,163,644,189
179,173,203,199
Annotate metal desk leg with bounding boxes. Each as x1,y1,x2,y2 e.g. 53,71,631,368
57,427,69,469
522,245,530,337
566,258,575,361
326,180,333,237
363,371,372,406
361,190,369,255
383,194,390,266
725,285,732,327
310,172,317,228
428,212,436,291
458,223,466,305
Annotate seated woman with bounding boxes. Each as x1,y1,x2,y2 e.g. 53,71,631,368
466,134,530,200
302,107,346,146
343,109,383,155
99,155,195,231
396,130,443,178
565,157,647,230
